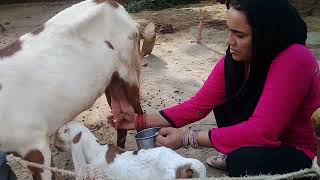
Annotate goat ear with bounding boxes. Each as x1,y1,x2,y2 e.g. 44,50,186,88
140,22,156,57
72,132,82,144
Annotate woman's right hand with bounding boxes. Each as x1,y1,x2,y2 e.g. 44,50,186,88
311,107,320,130
108,111,172,130
107,112,137,130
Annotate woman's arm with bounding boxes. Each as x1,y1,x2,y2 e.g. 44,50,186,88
145,113,172,128
160,58,226,128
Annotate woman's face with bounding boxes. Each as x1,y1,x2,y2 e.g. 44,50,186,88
226,7,252,62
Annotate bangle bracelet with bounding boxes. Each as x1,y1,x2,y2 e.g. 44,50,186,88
182,128,191,148
182,128,202,149
190,129,201,149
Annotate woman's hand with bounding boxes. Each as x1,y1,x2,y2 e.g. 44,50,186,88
156,127,184,150
311,107,320,131
107,112,137,130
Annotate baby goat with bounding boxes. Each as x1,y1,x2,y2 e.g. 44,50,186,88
55,121,207,180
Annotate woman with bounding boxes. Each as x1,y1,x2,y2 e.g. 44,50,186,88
108,0,320,176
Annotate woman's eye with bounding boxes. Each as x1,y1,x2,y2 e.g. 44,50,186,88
236,34,245,38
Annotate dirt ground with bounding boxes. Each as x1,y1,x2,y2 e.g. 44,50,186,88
0,1,319,179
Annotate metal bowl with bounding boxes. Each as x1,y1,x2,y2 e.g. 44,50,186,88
135,127,161,150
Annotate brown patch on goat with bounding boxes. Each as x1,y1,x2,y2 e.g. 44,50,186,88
105,72,143,148
31,25,45,36
24,150,44,180
95,0,119,8
108,72,143,114
126,84,142,113
0,40,22,59
176,164,193,179
105,40,114,50
72,132,82,144
105,144,125,164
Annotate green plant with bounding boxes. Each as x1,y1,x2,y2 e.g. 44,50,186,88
124,0,200,13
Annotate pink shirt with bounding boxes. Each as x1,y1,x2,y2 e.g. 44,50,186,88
162,44,320,158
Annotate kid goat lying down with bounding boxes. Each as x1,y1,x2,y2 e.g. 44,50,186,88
55,121,207,180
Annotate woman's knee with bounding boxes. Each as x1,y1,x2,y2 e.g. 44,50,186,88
226,146,312,177
226,147,261,177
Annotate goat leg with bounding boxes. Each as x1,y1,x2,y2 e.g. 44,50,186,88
23,142,53,180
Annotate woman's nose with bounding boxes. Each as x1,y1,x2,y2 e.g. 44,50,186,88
226,32,235,46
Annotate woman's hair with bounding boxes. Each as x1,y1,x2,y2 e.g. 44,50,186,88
220,0,307,123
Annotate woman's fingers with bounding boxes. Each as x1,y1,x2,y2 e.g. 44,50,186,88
107,115,117,128
158,127,169,136
311,108,320,128
156,134,166,144
113,113,125,123
107,112,136,130
155,128,170,146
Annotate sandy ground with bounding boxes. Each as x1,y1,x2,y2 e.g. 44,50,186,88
0,1,319,179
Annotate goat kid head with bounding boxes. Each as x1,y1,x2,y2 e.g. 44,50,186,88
54,121,94,151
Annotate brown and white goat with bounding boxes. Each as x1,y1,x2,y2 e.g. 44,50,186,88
0,0,146,179
55,121,207,180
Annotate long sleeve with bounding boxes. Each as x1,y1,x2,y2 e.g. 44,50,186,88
211,44,319,155
160,58,226,127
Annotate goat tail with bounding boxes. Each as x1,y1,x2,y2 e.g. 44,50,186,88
188,158,207,179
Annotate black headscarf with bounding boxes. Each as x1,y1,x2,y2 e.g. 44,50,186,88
214,0,307,127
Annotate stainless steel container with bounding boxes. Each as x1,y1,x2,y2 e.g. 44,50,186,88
135,127,161,150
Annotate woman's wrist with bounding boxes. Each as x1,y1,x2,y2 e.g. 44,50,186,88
182,129,212,148
197,130,212,147
183,128,201,149
135,113,146,130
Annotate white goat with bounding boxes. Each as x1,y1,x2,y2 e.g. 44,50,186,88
0,0,145,179
55,121,207,180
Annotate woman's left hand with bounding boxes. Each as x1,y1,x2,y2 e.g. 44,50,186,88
156,127,184,150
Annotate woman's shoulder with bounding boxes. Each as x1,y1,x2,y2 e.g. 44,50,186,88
212,56,226,70
273,44,318,67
